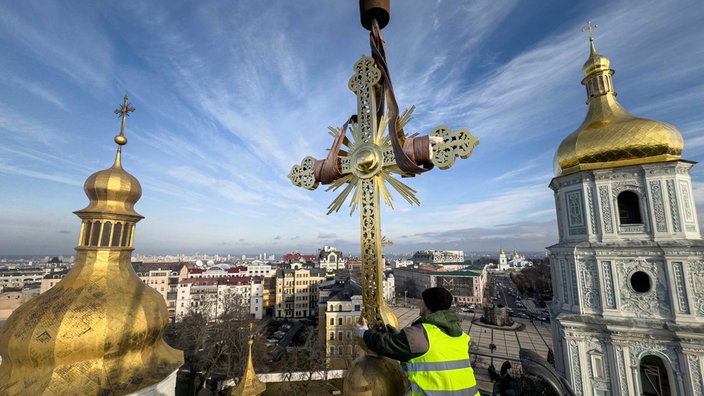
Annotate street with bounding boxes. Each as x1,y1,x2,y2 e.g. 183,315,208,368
392,286,553,392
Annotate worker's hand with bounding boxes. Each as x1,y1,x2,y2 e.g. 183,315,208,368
354,318,368,338
385,324,400,334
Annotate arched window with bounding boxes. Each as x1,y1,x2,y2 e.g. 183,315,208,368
82,221,92,246
639,355,672,396
90,221,101,246
329,331,335,341
338,304,342,312
100,222,112,247
112,223,123,246
618,191,642,224
122,224,132,246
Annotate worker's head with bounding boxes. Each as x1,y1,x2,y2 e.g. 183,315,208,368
420,287,453,317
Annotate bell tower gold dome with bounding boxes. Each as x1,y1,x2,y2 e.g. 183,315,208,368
76,146,143,218
554,35,683,176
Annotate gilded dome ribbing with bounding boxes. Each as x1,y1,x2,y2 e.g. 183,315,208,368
554,36,683,176
582,39,610,76
76,152,143,218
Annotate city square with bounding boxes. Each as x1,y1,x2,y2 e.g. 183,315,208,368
394,302,553,392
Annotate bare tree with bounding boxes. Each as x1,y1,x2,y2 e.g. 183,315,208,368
166,292,253,394
277,328,329,396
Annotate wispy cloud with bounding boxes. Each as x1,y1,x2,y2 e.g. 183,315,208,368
1,75,67,111
1,1,703,255
0,109,56,146
0,3,113,91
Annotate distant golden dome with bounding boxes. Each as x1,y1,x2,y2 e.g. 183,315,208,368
554,38,683,176
75,151,143,218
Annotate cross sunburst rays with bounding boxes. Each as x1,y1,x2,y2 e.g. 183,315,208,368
325,107,420,215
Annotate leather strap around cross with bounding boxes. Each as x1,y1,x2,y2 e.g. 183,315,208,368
313,19,433,186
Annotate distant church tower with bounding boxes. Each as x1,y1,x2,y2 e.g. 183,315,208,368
499,248,508,270
548,29,704,396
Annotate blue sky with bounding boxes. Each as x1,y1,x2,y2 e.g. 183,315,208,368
1,1,703,257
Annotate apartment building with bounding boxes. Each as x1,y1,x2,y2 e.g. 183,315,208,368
411,250,465,265
319,279,363,369
175,276,262,321
393,266,485,305
274,268,326,318
39,268,71,293
132,262,190,319
0,267,47,289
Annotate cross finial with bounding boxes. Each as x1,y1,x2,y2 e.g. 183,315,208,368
114,95,135,146
582,21,598,41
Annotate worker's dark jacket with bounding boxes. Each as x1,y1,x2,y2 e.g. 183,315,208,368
363,309,478,395
362,309,467,361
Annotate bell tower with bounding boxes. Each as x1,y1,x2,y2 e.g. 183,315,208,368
548,24,704,396
0,96,183,395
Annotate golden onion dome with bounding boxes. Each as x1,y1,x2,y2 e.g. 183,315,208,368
0,254,182,393
554,36,683,176
75,98,143,220
76,150,143,218
582,39,610,76
0,95,182,395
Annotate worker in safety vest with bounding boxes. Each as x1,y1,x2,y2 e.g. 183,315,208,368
354,287,479,396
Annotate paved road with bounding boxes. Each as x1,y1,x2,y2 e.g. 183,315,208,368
391,305,553,393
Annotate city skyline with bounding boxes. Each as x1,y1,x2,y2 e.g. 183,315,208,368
2,1,703,256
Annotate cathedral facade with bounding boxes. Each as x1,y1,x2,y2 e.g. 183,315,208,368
548,34,704,395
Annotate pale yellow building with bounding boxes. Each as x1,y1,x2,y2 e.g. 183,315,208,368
274,267,326,318
133,262,190,319
0,290,35,321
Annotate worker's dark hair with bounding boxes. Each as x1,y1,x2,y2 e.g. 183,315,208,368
421,287,453,312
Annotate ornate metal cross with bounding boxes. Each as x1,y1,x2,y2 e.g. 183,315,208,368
114,95,135,143
582,21,598,39
289,24,478,331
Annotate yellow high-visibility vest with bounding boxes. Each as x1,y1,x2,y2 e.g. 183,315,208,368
402,323,479,396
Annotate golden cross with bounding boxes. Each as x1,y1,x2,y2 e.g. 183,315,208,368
114,95,135,143
582,21,598,40
289,45,477,332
